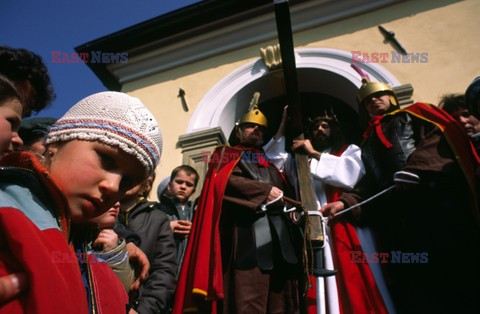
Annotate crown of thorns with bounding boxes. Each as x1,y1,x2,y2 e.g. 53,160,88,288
310,106,339,124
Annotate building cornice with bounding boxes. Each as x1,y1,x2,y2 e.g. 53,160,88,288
76,0,401,90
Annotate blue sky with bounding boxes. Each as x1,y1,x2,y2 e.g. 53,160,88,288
1,0,201,119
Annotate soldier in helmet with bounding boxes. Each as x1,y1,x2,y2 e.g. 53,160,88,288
173,96,302,314
322,78,480,313
466,76,480,120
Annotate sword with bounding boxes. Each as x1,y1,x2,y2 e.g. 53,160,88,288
333,185,395,218
332,171,420,218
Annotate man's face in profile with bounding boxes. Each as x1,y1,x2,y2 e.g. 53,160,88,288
450,107,480,136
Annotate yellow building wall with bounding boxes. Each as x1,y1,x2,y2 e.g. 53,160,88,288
300,0,479,104
123,0,480,196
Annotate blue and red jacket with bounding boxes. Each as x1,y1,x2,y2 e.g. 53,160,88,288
0,152,127,313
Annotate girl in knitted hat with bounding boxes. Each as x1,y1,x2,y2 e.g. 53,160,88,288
0,91,162,314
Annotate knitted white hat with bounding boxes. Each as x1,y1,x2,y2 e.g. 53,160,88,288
45,91,162,174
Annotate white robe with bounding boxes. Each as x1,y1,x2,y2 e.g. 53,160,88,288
263,136,395,314
263,136,364,209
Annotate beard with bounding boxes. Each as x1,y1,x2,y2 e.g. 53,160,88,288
239,133,264,148
313,134,332,152
242,137,263,148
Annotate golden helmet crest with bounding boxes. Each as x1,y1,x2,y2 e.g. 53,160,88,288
356,78,398,107
237,92,268,127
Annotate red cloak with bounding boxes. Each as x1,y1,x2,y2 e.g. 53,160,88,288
400,102,480,221
172,146,243,314
305,145,388,314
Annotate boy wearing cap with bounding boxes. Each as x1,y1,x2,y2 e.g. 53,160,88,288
0,92,162,313
18,117,57,154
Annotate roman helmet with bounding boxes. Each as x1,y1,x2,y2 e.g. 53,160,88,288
356,78,399,107
465,76,480,119
237,92,268,127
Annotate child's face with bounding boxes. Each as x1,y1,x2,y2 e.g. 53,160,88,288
0,98,23,157
89,202,120,229
167,170,196,204
48,140,146,223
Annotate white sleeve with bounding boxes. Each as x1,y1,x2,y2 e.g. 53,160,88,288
263,136,290,171
310,144,365,190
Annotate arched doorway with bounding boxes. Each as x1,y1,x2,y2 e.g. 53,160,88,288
178,48,412,183
186,47,402,137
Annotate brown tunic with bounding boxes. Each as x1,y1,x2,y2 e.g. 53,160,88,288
220,151,301,314
340,110,480,313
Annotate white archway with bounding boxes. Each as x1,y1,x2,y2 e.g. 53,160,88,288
187,48,401,137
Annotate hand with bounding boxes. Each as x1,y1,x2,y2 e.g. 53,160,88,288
93,229,119,252
274,105,288,139
291,139,320,159
266,186,283,203
126,242,150,291
393,171,420,192
320,201,345,219
128,309,138,314
0,272,28,304
170,220,192,237
395,182,416,192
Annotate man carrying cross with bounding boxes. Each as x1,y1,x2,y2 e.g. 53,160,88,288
265,105,392,313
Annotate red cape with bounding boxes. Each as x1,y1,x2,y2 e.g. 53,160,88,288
305,146,388,314
400,102,480,221
366,102,479,220
172,146,243,313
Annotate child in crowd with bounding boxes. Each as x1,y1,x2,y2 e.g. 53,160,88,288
119,174,177,314
0,75,23,157
86,202,135,293
0,91,162,313
158,165,198,271
18,117,57,154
